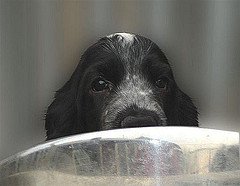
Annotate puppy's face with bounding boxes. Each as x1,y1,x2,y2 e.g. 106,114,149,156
45,33,198,140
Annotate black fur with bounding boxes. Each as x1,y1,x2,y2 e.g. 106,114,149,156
45,33,198,140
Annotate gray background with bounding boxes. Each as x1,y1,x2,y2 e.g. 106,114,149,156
0,0,240,161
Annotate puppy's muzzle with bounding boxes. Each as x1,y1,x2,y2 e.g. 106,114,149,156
121,115,158,128
118,107,166,128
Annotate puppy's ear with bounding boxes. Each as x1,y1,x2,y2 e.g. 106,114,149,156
173,88,199,126
45,66,82,140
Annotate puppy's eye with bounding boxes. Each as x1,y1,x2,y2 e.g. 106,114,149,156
156,77,169,89
91,77,111,92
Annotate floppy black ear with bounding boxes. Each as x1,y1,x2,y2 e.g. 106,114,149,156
167,87,198,127
175,88,199,126
45,66,82,140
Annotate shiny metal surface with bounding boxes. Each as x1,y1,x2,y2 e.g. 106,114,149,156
0,127,239,185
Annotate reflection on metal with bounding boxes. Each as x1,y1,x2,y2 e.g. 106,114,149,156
0,127,239,185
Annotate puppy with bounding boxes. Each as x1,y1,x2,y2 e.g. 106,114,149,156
45,33,198,140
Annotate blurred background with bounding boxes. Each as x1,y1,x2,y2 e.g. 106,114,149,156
0,0,239,161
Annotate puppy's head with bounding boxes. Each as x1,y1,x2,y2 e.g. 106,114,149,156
45,33,198,140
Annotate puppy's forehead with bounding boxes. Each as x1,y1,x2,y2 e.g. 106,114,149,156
83,33,169,72
107,33,135,45
103,33,155,60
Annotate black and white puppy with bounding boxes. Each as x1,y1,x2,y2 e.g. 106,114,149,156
45,33,198,140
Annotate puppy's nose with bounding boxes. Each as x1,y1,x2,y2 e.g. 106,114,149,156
121,115,158,128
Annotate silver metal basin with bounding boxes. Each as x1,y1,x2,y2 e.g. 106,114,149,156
0,127,239,185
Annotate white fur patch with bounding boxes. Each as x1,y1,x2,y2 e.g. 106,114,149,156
107,32,135,45
102,73,166,129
